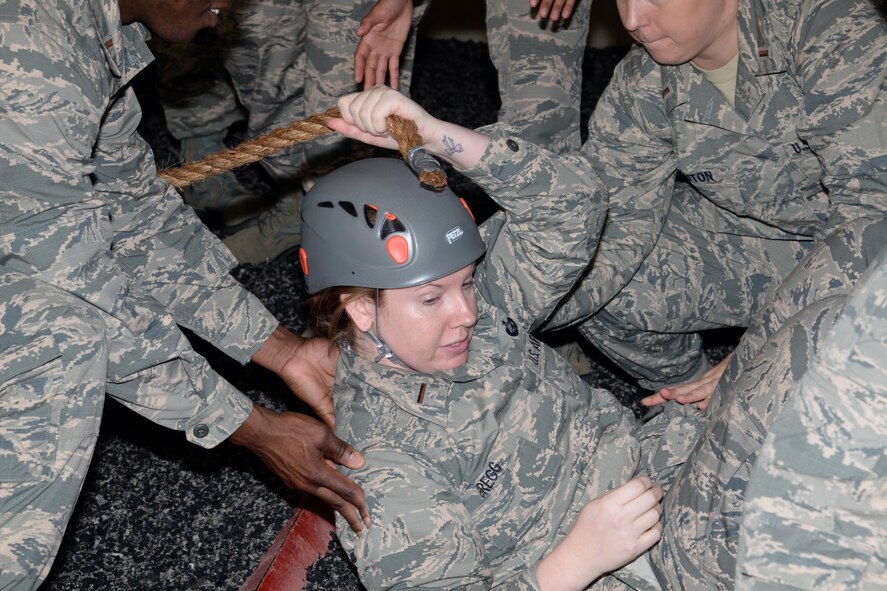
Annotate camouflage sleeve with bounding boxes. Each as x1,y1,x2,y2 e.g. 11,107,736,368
557,49,679,321
336,442,542,590
736,243,887,590
792,0,887,236
94,88,278,363
461,125,606,330
0,18,256,445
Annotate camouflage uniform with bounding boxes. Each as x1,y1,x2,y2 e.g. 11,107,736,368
649,215,887,591
547,0,887,389
485,0,593,154
736,232,887,589
333,131,708,590
153,0,431,184
0,1,278,587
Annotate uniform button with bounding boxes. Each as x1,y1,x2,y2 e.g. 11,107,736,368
506,139,519,152
193,424,210,438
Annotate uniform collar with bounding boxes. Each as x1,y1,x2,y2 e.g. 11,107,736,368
89,0,153,85
660,0,787,130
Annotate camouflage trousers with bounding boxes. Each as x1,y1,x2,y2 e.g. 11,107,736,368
0,269,249,590
649,215,887,591
485,0,592,154
152,0,429,183
556,182,816,391
736,229,887,589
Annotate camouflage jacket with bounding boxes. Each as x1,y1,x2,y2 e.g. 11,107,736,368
0,0,277,446
559,0,887,319
332,132,651,590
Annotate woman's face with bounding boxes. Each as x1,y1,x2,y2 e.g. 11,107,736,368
616,0,739,69
376,264,479,374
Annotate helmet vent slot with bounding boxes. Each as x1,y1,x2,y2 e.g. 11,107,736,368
338,201,358,217
317,201,334,209
364,204,378,228
380,216,406,240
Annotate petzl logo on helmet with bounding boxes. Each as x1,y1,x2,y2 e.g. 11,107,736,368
446,226,464,244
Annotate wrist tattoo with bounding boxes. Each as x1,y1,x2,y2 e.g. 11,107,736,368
442,135,464,156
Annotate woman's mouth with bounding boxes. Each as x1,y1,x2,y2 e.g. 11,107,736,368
442,337,470,354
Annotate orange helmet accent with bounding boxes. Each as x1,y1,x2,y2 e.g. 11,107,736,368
298,247,309,276
386,235,410,264
459,198,475,221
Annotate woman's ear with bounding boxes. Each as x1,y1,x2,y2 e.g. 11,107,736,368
342,293,375,333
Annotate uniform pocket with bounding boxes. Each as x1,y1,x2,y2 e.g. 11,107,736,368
0,330,62,483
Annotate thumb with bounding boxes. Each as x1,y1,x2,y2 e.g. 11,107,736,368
323,433,366,469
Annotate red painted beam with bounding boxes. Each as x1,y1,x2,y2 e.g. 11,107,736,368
241,497,335,591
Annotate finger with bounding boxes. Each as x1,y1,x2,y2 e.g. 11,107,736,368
666,376,714,398
354,47,367,84
366,86,396,136
311,484,370,533
322,432,366,470
326,118,395,149
374,61,388,95
356,16,371,37
657,387,677,400
349,89,375,130
314,406,337,432
364,54,379,89
337,92,362,125
562,0,576,19
388,56,400,91
538,0,553,18
674,386,709,405
307,460,369,519
634,503,663,532
697,399,709,411
641,393,667,407
609,475,653,504
354,86,383,134
637,522,663,551
550,0,566,20
624,483,664,518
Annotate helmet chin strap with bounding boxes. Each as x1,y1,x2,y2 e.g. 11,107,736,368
365,289,414,370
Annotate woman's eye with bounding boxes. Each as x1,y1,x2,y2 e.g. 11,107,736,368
423,297,440,306
463,279,475,290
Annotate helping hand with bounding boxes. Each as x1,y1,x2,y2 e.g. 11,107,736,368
530,0,577,21
230,405,370,533
641,352,733,411
354,0,414,90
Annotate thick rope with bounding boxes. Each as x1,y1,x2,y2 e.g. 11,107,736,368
157,107,447,189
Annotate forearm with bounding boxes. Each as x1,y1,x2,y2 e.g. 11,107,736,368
250,324,299,374
536,544,604,591
96,90,278,362
415,119,492,171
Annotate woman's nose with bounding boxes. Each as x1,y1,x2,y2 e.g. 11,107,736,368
451,293,477,327
618,0,643,32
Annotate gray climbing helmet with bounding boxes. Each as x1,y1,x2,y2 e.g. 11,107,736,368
299,158,486,293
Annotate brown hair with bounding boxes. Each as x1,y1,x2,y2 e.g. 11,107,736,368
307,286,384,349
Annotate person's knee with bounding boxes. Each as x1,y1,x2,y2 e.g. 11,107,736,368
0,289,108,591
